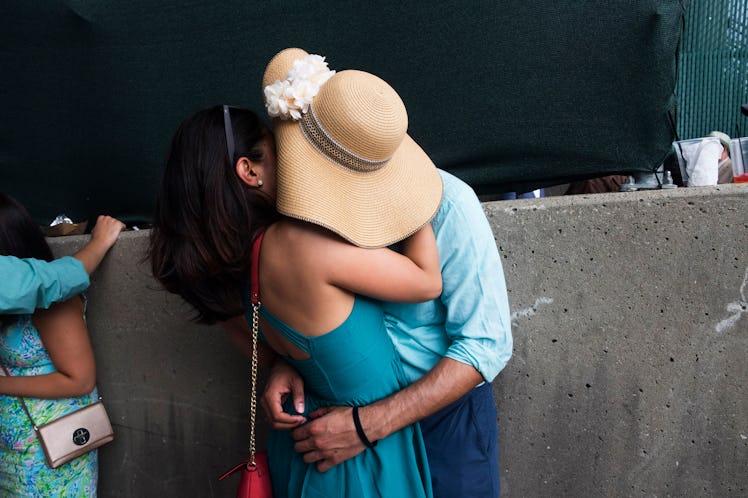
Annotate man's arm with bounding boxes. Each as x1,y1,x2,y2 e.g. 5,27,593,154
290,172,512,471
366,357,482,435
292,357,481,471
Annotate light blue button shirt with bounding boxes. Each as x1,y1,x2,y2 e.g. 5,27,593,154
0,255,89,313
382,170,512,384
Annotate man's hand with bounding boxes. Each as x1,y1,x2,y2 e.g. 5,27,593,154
291,406,367,472
291,359,483,472
261,359,307,430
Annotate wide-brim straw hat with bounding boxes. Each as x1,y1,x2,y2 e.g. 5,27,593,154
262,48,443,248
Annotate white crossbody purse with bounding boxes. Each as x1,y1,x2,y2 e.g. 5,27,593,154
1,363,114,468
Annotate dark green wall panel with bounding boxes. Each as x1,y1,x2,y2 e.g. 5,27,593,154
0,1,684,224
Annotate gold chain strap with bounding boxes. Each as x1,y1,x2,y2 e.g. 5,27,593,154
249,300,260,467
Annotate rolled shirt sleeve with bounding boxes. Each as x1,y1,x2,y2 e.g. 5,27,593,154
0,255,89,314
383,170,512,384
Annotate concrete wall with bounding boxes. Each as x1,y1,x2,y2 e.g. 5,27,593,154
49,185,748,497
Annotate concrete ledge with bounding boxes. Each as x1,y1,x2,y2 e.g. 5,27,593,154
48,184,748,497
488,185,747,497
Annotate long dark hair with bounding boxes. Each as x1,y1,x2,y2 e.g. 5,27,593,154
0,193,54,261
0,193,55,326
148,106,278,324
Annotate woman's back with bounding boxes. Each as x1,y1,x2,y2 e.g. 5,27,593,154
258,282,433,498
258,218,440,357
260,296,402,406
259,219,358,343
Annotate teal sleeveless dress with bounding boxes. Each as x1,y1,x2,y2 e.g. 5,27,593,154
258,296,433,498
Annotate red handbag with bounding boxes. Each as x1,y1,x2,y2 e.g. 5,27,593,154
219,451,273,498
219,230,273,497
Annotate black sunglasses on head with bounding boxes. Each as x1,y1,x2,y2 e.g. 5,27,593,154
223,105,235,163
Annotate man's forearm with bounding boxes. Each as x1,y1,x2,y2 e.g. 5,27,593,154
288,357,483,471
361,357,483,442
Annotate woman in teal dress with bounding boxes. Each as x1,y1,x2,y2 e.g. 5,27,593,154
0,193,113,497
149,69,444,497
150,47,444,498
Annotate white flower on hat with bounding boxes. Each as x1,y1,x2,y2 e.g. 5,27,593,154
287,54,335,86
264,80,291,117
264,54,335,120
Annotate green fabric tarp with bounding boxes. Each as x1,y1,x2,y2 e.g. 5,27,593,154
0,1,684,225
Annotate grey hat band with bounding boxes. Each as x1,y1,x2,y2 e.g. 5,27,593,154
299,105,390,173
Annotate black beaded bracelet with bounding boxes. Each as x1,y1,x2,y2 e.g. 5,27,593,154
352,406,377,448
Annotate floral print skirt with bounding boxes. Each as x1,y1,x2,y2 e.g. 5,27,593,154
1,315,99,497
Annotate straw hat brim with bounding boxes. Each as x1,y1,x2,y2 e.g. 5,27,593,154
274,117,443,248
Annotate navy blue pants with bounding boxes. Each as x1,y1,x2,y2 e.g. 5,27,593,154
419,382,500,498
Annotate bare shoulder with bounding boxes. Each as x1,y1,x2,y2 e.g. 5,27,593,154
33,296,85,328
273,219,347,254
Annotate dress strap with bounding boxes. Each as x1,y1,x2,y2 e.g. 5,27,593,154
258,307,312,353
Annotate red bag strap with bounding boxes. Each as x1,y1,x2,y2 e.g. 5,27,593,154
218,227,270,483
250,229,265,306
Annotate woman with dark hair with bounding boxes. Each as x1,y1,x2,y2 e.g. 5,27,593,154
149,105,280,324
0,194,123,496
149,101,441,497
